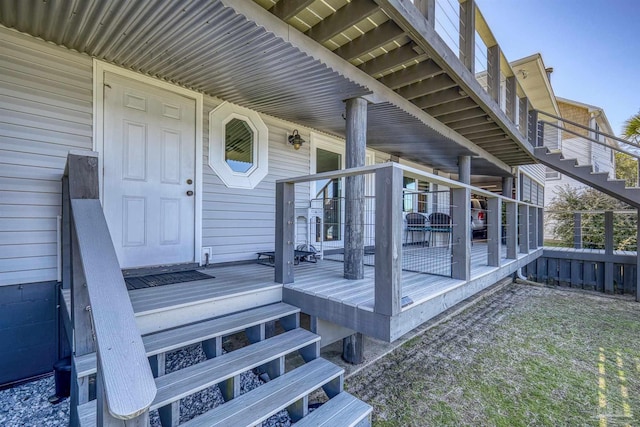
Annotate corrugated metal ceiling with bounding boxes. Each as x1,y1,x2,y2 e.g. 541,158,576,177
0,0,513,175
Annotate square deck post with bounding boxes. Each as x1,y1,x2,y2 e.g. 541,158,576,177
487,45,501,104
415,0,436,27
519,204,529,254
459,0,475,73
604,210,614,294
451,187,471,280
538,207,544,247
275,181,295,284
374,165,402,316
573,213,582,249
529,207,538,250
487,197,501,267
505,76,517,123
506,200,517,259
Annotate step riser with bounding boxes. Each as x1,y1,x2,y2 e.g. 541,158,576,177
136,287,282,334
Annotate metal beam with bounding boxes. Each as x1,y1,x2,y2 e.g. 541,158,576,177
333,20,404,61
395,73,458,100
270,0,315,21
358,44,423,76
378,59,443,89
306,0,380,43
411,87,466,109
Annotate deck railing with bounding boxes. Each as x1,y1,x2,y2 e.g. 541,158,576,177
526,209,640,299
62,152,156,425
276,162,542,317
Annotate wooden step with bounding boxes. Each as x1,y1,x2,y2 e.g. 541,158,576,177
74,302,300,378
295,392,373,427
182,358,343,427
78,328,322,427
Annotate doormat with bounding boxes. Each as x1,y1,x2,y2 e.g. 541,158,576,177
125,270,214,290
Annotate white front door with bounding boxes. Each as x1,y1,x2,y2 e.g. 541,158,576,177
103,72,196,268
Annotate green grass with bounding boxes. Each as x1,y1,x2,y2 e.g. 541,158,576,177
346,285,640,426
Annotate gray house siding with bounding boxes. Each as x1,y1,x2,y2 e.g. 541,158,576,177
1,27,93,286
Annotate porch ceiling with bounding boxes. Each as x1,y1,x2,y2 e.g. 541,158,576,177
0,0,530,175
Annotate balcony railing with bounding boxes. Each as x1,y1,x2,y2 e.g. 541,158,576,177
276,162,542,317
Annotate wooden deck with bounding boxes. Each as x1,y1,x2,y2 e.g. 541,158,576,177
186,243,542,342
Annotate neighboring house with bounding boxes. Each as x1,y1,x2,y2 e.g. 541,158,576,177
543,98,616,239
0,1,552,423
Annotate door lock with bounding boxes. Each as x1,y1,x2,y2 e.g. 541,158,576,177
186,179,193,185
186,190,194,196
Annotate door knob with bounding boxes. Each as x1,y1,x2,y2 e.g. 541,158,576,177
186,190,194,196
186,179,193,185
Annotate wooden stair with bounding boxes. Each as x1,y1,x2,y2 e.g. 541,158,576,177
66,281,372,426
534,146,640,208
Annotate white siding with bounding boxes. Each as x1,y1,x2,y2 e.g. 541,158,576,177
201,96,312,263
0,28,93,286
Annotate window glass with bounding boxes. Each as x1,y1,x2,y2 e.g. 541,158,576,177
225,118,254,173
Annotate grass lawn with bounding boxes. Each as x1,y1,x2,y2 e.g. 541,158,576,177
346,284,640,426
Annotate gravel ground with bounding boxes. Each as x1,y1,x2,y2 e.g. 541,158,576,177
1,342,291,427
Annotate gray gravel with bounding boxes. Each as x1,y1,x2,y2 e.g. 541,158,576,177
1,343,291,427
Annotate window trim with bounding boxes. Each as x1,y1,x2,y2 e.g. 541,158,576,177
208,102,268,189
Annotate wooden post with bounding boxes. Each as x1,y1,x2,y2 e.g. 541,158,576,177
519,204,529,254
374,165,402,316
344,97,367,280
502,176,513,198
459,0,475,73
573,212,582,249
451,187,471,280
506,201,517,259
487,197,500,267
275,181,295,284
519,97,529,136
529,207,538,250
342,333,364,364
528,108,538,146
604,210,614,294
458,155,471,185
505,76,517,123
415,0,436,27
538,207,544,247
487,44,501,104
636,208,639,302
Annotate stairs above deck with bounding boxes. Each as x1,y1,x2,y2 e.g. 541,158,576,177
67,277,372,426
534,147,640,208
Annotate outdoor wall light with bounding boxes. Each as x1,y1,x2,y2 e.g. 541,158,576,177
288,130,305,150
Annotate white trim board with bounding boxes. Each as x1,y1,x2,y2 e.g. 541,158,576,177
92,60,205,265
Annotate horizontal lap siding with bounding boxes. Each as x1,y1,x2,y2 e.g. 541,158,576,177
0,27,93,286
202,96,311,263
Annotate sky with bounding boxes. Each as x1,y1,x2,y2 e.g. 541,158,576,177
474,0,639,137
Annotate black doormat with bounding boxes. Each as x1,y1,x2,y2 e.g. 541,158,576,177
125,270,214,290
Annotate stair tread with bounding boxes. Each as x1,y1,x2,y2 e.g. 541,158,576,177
182,358,343,427
153,328,320,408
295,392,372,427
75,302,300,378
77,329,322,426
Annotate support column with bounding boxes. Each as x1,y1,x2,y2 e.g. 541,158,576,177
459,0,475,73
458,155,471,185
344,97,367,280
275,182,295,284
604,211,614,294
529,208,538,250
502,176,513,198
487,45,501,104
342,333,364,364
415,0,436,27
451,187,471,280
538,207,544,247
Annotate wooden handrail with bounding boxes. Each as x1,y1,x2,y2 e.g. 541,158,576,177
64,151,155,421
71,199,156,419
